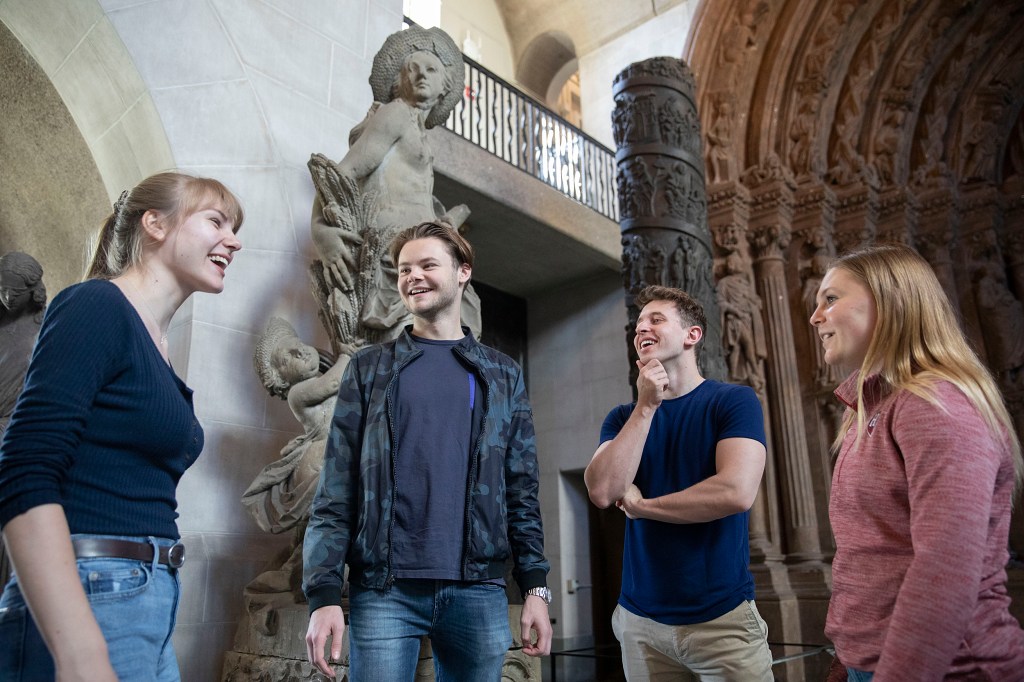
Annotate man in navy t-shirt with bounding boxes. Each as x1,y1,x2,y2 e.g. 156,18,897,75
585,285,772,681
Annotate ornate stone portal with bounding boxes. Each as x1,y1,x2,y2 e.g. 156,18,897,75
224,25,537,682
682,2,1024,677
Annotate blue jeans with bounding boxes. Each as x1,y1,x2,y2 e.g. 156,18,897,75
847,668,874,682
349,579,512,682
0,535,182,682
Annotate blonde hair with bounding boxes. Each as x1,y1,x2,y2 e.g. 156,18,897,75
87,172,244,279
830,244,1022,491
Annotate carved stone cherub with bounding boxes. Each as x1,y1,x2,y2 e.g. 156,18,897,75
241,317,351,633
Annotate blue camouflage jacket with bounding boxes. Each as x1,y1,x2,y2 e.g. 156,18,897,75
302,327,549,613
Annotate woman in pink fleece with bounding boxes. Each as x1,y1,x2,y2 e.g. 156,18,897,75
810,244,1024,681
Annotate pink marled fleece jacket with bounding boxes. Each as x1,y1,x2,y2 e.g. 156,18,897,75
827,373,1024,681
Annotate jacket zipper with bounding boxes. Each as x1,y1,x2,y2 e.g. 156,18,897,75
456,347,488,579
383,350,420,591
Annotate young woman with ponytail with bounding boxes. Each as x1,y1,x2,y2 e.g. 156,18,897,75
0,172,243,681
810,244,1024,681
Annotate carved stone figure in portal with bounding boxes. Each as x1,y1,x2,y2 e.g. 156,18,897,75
0,251,46,435
801,227,842,388
243,317,351,635
0,251,46,587
974,261,1024,377
716,252,767,395
308,25,481,355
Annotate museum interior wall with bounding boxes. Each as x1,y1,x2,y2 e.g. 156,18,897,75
3,0,1024,680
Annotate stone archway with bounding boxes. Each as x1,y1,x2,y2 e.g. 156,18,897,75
679,0,1024,676
0,0,175,214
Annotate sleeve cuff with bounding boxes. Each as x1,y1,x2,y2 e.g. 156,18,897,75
306,584,345,615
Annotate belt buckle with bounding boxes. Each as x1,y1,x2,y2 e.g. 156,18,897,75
167,542,186,568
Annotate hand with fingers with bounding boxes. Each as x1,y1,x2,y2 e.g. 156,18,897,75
306,605,345,678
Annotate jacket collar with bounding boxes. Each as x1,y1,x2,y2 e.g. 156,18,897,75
396,324,479,356
834,370,890,413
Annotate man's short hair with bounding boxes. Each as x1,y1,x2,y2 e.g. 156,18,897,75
635,285,707,332
389,221,475,270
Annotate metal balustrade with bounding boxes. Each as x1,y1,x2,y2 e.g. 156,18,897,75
445,56,619,222
403,17,619,222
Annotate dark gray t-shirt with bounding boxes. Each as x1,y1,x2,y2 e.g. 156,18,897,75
391,335,481,578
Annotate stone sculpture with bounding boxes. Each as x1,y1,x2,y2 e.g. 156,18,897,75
242,317,351,635
225,26,536,682
307,24,481,356
716,252,767,395
0,251,46,434
0,251,46,587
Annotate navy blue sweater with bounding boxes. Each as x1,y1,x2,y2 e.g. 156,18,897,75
0,279,203,539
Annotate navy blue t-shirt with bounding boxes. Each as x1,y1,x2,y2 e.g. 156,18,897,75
600,380,765,624
391,335,481,579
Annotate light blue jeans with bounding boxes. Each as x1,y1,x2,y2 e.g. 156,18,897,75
348,579,512,682
0,534,181,682
847,668,874,682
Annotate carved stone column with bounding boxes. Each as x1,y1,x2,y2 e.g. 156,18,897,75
959,184,1011,366
914,180,961,311
791,182,839,557
613,56,727,386
1000,176,1024,561
741,156,825,568
877,186,919,246
1002,176,1024,300
708,182,784,564
831,181,879,255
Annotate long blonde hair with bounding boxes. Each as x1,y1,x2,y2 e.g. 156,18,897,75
831,244,1022,491
87,172,244,279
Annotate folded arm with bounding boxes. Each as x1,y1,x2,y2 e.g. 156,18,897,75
616,437,765,523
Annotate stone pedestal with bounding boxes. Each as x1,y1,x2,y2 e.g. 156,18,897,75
221,603,539,681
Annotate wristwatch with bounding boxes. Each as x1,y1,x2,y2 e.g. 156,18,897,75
525,586,553,605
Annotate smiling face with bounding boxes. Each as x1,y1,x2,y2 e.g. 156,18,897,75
397,237,470,322
634,299,699,365
810,266,878,373
398,50,446,107
161,201,241,295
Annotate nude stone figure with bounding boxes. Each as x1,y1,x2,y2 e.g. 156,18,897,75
308,25,481,354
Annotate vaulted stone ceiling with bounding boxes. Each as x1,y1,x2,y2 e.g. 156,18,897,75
494,0,688,73
495,0,1023,194
685,0,1024,194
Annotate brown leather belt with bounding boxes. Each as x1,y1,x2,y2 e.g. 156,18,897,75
72,538,185,568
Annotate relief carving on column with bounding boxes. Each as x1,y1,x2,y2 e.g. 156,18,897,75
786,0,861,180
706,94,738,185
876,187,918,245
614,56,727,385
712,224,768,398
798,226,842,390
968,227,1024,387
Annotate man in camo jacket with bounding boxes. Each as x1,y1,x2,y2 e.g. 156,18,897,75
303,221,551,681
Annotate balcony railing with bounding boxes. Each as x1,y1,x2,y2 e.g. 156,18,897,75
446,56,619,222
403,18,619,222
